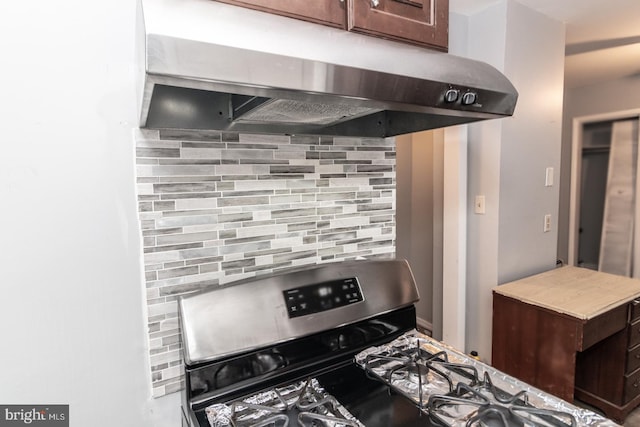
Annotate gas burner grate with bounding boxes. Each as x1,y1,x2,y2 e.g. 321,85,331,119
356,333,580,427
428,380,577,427
360,336,482,409
205,378,363,427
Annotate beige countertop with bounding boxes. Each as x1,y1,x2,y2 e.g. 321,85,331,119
493,266,640,320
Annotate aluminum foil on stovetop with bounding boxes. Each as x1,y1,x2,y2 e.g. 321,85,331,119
205,378,364,427
355,331,620,427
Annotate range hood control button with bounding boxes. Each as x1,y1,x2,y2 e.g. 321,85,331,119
444,89,459,103
462,92,478,105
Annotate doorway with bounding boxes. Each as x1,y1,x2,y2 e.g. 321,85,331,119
577,121,611,269
569,111,640,275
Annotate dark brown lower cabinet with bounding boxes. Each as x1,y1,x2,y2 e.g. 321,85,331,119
575,307,640,421
492,293,640,423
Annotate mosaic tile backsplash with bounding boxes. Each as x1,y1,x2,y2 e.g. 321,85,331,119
135,129,396,397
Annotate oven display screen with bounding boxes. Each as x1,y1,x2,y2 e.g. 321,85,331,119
283,277,363,318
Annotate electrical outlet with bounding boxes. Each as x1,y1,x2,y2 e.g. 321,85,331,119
544,214,551,232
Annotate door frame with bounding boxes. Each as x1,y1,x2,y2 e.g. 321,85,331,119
568,108,640,266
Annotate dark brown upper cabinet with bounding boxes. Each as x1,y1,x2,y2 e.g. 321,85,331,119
212,0,347,29
211,0,448,51
348,0,448,51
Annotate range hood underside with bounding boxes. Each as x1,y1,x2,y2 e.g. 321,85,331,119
144,82,491,137
139,27,518,138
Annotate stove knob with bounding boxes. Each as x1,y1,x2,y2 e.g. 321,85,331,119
461,92,478,105
444,89,459,103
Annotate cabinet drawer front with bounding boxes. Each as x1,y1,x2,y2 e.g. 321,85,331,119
631,299,640,323
628,345,640,373
625,368,640,402
629,319,640,348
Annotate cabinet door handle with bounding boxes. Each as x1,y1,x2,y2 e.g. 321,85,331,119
635,382,639,388
636,354,640,360
371,0,380,7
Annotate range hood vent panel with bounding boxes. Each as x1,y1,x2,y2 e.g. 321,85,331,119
236,99,380,126
138,0,518,137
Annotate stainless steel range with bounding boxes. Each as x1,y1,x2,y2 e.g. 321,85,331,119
179,259,619,427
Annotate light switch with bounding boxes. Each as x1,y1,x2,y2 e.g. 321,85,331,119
545,167,554,187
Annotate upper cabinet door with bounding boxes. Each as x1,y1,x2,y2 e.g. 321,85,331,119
348,0,448,51
213,0,347,29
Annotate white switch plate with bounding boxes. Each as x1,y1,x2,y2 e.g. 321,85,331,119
475,195,485,214
545,167,554,187
544,214,551,232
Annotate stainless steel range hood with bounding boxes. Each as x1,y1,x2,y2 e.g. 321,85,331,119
137,0,518,138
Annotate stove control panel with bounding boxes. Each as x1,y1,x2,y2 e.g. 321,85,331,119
283,277,363,318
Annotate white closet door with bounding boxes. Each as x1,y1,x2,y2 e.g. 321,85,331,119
599,120,639,276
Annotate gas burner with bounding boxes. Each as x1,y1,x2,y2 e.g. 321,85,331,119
399,362,430,385
297,391,360,427
428,382,577,427
206,378,363,427
363,347,441,407
361,339,482,408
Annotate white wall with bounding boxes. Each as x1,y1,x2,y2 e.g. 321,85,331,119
498,1,565,284
0,0,179,425
451,3,506,360
455,0,565,360
557,75,640,263
396,131,445,333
